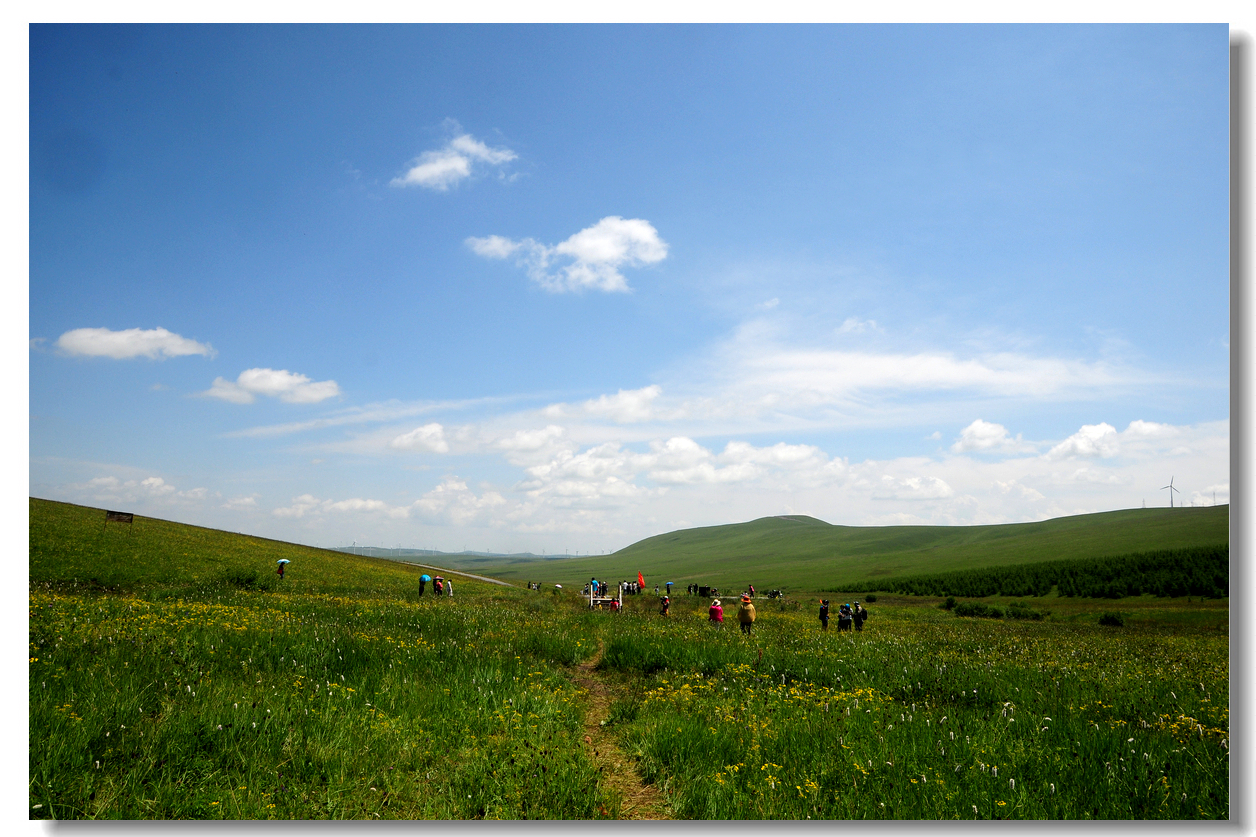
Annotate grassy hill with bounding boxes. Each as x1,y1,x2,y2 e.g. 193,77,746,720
471,506,1229,592
28,498,488,597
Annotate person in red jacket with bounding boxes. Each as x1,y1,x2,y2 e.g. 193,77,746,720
708,598,724,626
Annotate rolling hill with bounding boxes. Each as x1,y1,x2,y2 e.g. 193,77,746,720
469,506,1229,592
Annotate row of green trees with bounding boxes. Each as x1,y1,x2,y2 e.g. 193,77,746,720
852,544,1228,599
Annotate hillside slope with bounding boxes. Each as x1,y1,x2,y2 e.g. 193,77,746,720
472,506,1229,591
28,498,489,596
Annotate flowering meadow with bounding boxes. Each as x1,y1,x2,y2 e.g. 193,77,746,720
29,499,1227,819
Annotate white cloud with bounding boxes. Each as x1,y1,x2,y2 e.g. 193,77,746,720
391,130,516,191
411,477,507,526
390,423,450,453
1046,423,1120,460
580,385,662,423
55,327,215,360
952,419,1029,454
467,216,668,293
871,474,955,500
203,368,341,405
65,473,211,506
495,425,566,453
223,495,258,510
837,317,879,334
272,494,409,520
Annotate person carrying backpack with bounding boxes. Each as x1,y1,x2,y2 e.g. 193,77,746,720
854,602,867,631
819,600,830,631
837,603,853,632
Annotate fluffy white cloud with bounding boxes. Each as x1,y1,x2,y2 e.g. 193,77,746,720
578,385,662,423
203,368,341,405
467,216,668,293
55,326,215,360
411,477,507,526
391,131,516,191
952,419,1029,453
66,473,211,506
1046,423,1120,460
390,423,450,453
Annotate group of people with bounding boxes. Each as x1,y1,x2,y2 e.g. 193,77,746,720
418,575,453,597
705,592,758,634
818,600,867,631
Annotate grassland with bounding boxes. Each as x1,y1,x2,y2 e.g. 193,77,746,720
467,506,1228,591
29,498,1228,820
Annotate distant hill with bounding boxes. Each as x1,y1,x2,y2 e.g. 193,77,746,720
470,506,1229,592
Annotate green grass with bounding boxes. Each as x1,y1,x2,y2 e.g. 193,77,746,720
29,498,1229,820
467,506,1229,591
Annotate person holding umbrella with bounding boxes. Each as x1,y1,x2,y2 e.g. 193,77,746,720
419,574,431,595
276,558,289,579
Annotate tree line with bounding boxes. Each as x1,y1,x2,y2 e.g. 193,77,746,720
849,544,1228,599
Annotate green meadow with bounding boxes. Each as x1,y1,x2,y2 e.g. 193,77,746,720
29,498,1227,819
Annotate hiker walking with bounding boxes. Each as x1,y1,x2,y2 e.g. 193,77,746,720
660,596,670,616
446,578,454,598
819,599,830,631
708,598,724,626
748,584,755,598
854,601,867,631
738,594,756,636
837,603,853,632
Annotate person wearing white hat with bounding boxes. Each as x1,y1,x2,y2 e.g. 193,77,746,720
708,599,724,627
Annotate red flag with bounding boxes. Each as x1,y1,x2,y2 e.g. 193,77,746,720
638,572,645,589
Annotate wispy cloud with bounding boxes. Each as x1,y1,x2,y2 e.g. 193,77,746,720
391,126,517,191
55,327,215,360
467,216,668,293
203,368,341,405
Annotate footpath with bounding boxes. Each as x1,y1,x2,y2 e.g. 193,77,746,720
571,641,672,820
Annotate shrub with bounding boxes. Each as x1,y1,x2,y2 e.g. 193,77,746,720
1098,612,1126,627
864,594,877,602
953,601,1003,619
940,596,957,610
1006,602,1045,620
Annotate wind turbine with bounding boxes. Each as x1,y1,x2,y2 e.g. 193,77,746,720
1161,476,1180,508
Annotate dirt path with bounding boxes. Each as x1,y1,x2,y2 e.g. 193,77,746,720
572,642,672,820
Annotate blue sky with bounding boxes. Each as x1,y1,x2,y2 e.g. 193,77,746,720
29,24,1230,553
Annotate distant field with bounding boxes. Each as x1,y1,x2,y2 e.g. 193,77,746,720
468,506,1229,591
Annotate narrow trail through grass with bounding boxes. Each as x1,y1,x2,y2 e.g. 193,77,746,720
572,640,671,820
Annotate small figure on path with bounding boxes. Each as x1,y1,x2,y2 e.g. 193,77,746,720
738,594,756,636
709,598,724,626
819,599,830,631
748,584,755,598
